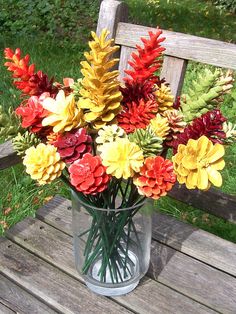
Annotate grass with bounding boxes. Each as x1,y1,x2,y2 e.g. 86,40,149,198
0,0,236,241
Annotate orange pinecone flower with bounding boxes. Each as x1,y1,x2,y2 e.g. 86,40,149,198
134,156,176,199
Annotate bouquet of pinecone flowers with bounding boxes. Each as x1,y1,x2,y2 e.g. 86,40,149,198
3,28,235,287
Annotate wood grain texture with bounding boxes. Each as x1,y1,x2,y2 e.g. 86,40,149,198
152,212,236,277
6,216,217,314
0,301,16,314
0,238,132,314
160,56,188,98
118,46,134,80
36,195,72,235
37,196,236,277
115,23,236,69
97,0,128,39
149,241,236,314
0,141,21,170
0,274,57,314
169,183,236,223
35,206,236,313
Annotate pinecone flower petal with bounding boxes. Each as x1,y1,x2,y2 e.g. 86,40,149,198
78,29,122,129
155,83,174,112
172,135,225,190
162,109,186,140
23,143,65,185
15,93,50,134
100,138,144,179
129,127,163,157
42,90,84,133
117,98,158,134
69,153,110,195
52,128,92,163
12,131,41,156
4,48,56,96
149,113,170,139
171,109,226,153
134,156,176,199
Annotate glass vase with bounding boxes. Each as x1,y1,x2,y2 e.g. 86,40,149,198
71,191,152,296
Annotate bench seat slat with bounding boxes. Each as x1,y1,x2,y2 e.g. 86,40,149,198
116,22,236,70
36,196,236,277
6,215,223,313
0,274,57,314
0,237,132,314
0,141,21,170
152,213,236,277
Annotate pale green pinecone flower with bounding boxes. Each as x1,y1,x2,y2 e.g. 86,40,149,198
96,125,126,151
12,131,41,157
0,105,21,140
72,78,82,97
129,127,163,157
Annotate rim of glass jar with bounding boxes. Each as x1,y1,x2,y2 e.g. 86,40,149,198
71,190,147,212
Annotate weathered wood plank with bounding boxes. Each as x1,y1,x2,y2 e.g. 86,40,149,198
118,46,134,80
160,56,188,98
0,238,132,314
0,274,57,314
152,212,236,277
115,23,236,70
169,183,236,223
97,0,128,39
37,195,236,277
36,196,72,234
0,300,16,314
30,212,236,312
6,217,217,314
0,141,21,170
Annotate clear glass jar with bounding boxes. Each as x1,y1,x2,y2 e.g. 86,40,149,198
71,191,152,296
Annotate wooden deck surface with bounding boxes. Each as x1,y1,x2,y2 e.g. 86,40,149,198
0,195,236,314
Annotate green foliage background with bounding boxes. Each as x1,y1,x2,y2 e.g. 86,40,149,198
0,0,100,44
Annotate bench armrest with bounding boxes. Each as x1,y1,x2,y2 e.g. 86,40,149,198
0,141,21,170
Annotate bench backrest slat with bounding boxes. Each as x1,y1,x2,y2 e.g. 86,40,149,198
160,56,188,98
116,22,236,70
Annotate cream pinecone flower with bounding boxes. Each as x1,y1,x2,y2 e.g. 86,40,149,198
162,109,186,139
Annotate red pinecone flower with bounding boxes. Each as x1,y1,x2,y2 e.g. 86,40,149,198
171,109,227,153
124,29,165,85
134,156,176,200
117,98,158,134
69,153,110,195
4,48,56,96
52,128,92,164
15,93,50,133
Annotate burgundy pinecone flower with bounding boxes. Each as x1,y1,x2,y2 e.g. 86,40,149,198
52,128,92,163
171,109,226,153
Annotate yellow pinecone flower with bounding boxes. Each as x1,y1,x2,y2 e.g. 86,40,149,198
172,135,225,190
42,90,84,133
23,143,65,185
100,138,144,179
78,29,122,129
155,83,174,112
150,114,170,139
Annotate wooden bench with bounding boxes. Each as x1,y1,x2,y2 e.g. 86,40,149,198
0,0,236,313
